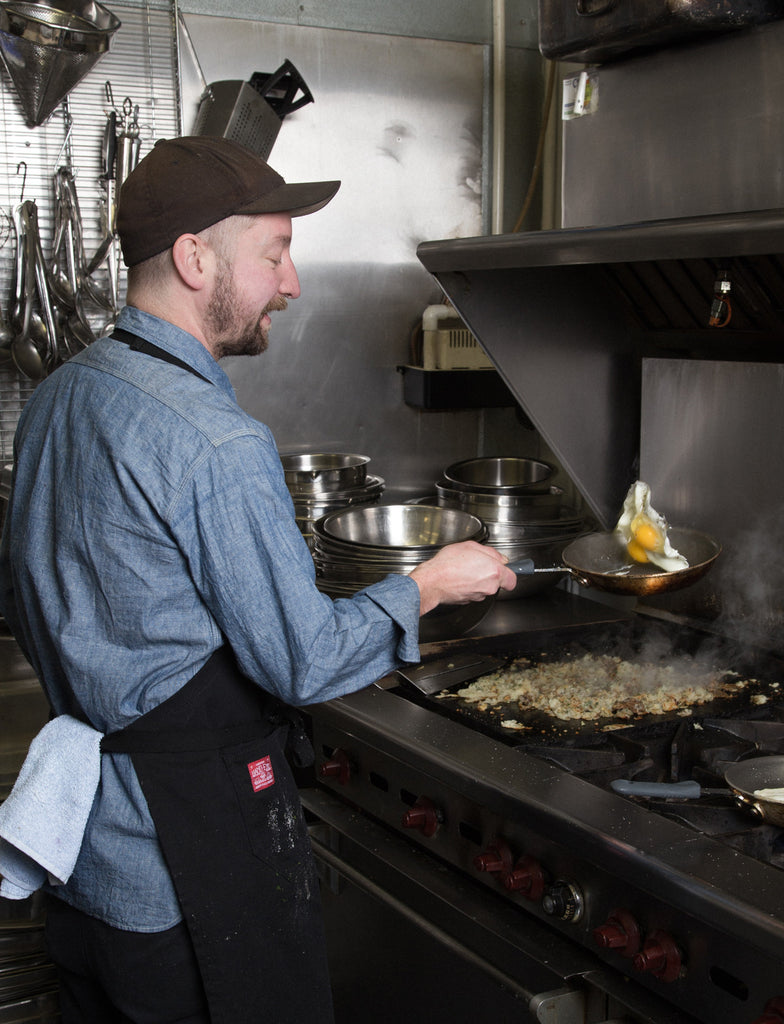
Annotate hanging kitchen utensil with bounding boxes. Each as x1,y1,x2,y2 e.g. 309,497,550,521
193,59,314,159
507,527,720,598
0,0,121,127
56,169,113,313
180,12,313,159
0,212,13,354
115,96,140,186
85,103,117,277
11,201,54,379
248,60,314,119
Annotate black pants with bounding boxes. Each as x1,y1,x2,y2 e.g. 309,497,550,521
45,895,210,1024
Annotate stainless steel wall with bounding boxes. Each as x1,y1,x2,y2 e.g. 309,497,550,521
180,15,557,498
561,21,784,228
557,22,784,634
639,358,784,642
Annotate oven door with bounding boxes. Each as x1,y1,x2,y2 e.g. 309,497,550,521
303,787,692,1024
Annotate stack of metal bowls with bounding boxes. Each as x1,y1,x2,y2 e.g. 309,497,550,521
435,457,589,599
312,504,492,641
281,453,384,548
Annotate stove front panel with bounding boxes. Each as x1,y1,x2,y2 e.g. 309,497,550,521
307,684,784,1024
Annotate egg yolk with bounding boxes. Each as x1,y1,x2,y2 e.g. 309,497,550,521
630,517,663,553
626,539,650,564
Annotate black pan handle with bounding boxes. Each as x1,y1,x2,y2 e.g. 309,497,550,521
506,558,565,577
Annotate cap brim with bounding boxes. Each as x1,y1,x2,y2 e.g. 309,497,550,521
237,180,340,218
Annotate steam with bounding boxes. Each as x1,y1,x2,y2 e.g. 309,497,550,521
712,508,784,649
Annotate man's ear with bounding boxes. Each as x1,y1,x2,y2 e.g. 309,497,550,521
171,233,211,291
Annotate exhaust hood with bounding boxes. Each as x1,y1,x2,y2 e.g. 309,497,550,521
417,209,784,530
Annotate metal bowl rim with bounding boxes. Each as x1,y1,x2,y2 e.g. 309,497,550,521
314,503,486,550
442,456,555,495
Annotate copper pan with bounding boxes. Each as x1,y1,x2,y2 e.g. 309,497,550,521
508,527,721,598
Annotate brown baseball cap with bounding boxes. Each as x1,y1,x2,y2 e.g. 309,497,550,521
117,135,341,267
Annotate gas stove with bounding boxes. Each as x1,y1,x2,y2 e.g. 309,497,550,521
302,595,784,1024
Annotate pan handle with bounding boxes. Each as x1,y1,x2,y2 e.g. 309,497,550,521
611,779,702,799
506,558,565,576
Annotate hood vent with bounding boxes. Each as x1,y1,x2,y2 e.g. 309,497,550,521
603,254,784,334
417,209,784,529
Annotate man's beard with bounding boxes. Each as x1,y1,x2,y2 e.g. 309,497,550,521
206,261,288,360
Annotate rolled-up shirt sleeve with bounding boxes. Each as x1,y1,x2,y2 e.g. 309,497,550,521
169,430,422,706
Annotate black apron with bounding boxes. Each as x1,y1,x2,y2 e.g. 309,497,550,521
98,330,335,1024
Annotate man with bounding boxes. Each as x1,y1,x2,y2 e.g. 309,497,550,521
0,137,515,1024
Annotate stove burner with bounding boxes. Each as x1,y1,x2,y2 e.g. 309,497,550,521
511,713,784,869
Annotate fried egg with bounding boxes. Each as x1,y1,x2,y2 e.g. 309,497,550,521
615,481,689,572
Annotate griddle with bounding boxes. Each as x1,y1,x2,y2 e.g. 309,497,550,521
396,617,784,747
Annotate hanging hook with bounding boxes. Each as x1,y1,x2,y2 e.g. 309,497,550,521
53,99,74,171
16,161,27,202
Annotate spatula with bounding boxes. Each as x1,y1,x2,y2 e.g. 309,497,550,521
396,652,504,696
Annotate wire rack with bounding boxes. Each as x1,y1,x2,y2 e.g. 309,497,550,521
0,0,180,462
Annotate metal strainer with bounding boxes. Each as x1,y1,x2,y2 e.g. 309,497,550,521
0,0,121,126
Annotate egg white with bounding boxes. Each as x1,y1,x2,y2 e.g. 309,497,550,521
615,481,689,572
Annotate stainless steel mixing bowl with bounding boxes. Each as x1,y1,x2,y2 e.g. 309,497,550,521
315,504,486,551
442,456,554,495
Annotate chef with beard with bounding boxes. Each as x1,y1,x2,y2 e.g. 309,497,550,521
0,136,515,1024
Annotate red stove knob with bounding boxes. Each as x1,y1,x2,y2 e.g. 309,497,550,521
751,996,784,1024
474,839,513,878
592,908,641,957
504,855,546,900
632,930,682,982
401,797,440,837
318,748,351,785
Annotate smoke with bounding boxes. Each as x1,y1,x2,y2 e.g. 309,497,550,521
711,508,784,649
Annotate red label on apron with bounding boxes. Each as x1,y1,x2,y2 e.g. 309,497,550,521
247,755,275,792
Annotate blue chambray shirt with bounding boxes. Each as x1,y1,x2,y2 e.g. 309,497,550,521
0,306,421,931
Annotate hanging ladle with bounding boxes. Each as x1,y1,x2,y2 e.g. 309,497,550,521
0,211,14,356
11,202,57,379
10,204,46,379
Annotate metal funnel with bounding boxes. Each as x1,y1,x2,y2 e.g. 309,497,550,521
0,0,121,127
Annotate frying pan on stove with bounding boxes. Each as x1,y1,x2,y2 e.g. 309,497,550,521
613,756,784,827
508,527,721,598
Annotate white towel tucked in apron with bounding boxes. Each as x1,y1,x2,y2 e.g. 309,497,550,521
0,716,102,899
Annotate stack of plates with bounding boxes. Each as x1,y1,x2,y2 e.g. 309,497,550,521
312,504,492,640
281,453,384,548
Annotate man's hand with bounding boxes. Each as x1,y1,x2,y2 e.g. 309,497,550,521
408,541,517,616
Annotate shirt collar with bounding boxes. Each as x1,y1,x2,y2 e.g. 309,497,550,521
115,306,235,398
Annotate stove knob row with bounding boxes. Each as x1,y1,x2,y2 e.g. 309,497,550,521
473,839,549,904
504,855,547,901
593,912,683,983
318,748,353,786
401,796,442,837
632,929,682,982
592,908,641,957
473,839,513,876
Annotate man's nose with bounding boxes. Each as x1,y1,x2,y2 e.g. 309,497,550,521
281,261,301,300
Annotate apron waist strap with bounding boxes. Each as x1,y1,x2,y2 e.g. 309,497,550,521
101,647,313,765
101,720,268,754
